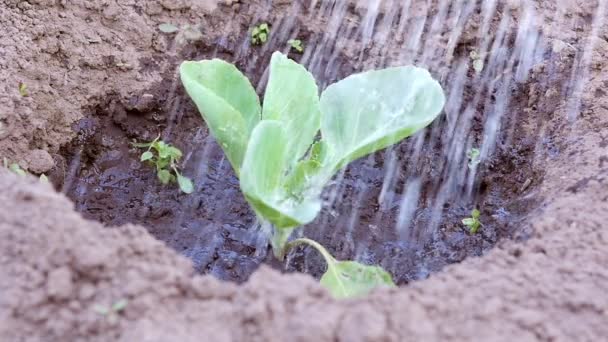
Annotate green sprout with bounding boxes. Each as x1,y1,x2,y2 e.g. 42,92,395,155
251,23,270,45
93,299,128,324
3,157,49,181
180,52,445,298
18,82,28,97
467,147,481,169
469,51,484,74
133,137,193,194
288,39,304,53
462,209,482,234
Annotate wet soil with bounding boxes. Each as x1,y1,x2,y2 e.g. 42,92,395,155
56,16,542,284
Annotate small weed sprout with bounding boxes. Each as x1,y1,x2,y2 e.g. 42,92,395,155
158,23,179,33
467,147,481,169
93,299,128,324
251,23,270,45
4,157,49,182
463,209,482,234
288,39,304,53
133,137,193,194
469,51,484,74
18,83,28,97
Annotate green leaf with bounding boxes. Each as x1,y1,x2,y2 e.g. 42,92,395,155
319,66,445,173
176,173,194,194
158,23,179,33
462,218,476,226
93,304,110,316
39,174,49,183
9,163,26,176
472,209,480,219
111,299,128,312
241,121,321,228
310,141,328,165
284,160,321,199
321,260,396,299
19,83,28,97
262,52,321,167
180,60,261,175
285,238,395,299
157,169,172,184
140,151,154,162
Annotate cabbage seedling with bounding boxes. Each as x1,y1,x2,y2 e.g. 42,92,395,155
133,137,193,194
180,52,445,298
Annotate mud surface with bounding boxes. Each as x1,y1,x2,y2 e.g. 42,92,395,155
55,0,547,284
1,0,608,340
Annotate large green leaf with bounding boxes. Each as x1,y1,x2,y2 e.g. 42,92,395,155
319,66,445,173
240,121,321,229
285,238,395,298
321,261,396,299
180,60,261,175
262,52,321,166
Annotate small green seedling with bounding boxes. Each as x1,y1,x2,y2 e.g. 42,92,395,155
469,51,484,74
93,299,128,324
462,209,482,234
288,39,304,53
180,52,445,298
4,157,49,181
251,23,270,45
18,83,28,97
158,23,179,33
133,137,193,194
467,147,481,169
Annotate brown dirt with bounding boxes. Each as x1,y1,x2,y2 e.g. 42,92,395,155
1,0,608,341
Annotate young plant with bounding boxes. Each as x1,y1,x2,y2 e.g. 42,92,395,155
133,137,193,194
251,23,270,45
463,209,482,234
288,39,304,53
3,157,49,181
93,299,128,324
180,52,445,298
467,147,481,169
19,82,28,97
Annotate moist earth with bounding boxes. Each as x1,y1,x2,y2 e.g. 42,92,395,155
1,0,607,341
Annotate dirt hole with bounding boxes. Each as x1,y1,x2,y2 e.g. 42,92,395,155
50,3,551,285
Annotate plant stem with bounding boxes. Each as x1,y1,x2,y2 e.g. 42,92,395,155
270,226,293,261
283,237,335,268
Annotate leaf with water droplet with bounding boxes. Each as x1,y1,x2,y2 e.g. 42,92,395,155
262,52,320,168
158,23,179,33
241,121,320,229
180,59,261,175
320,66,445,174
